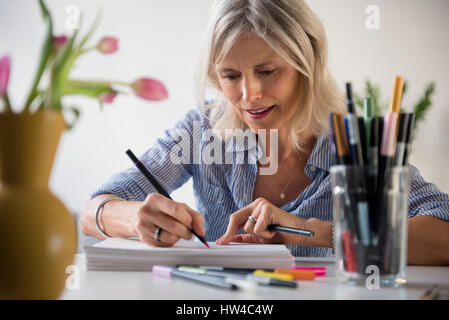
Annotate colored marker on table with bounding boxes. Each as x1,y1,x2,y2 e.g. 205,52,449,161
290,266,327,277
253,269,294,282
177,266,297,288
152,265,237,290
274,269,316,280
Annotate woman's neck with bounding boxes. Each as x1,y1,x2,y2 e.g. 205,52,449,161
258,129,316,168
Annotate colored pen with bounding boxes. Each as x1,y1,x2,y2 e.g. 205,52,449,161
126,149,210,248
152,265,237,290
363,97,374,160
376,76,403,271
274,269,316,280
418,284,440,300
290,266,326,276
402,113,415,165
178,266,297,288
267,224,314,237
332,113,351,165
345,82,364,165
178,266,248,279
329,113,359,269
329,113,339,165
358,116,368,165
394,112,410,166
246,274,297,288
253,269,294,282
195,265,326,278
369,117,380,178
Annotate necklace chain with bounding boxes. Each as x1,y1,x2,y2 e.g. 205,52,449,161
280,170,295,199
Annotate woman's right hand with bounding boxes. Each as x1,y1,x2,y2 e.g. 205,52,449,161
131,193,205,247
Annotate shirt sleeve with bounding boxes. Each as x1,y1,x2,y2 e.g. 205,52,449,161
408,163,449,221
90,108,204,201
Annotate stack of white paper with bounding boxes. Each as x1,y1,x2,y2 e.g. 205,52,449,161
83,238,295,271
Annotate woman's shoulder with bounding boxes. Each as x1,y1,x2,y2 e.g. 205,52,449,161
179,101,214,125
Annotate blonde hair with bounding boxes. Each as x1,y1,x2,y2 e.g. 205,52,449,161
195,0,346,154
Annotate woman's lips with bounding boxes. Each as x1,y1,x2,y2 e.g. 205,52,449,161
245,105,276,119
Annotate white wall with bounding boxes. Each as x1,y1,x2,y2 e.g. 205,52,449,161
1,0,448,215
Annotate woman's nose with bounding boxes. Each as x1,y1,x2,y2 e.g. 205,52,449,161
241,76,263,103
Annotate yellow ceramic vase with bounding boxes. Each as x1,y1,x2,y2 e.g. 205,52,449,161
0,111,77,299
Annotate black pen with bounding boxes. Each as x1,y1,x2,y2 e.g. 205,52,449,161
402,113,415,165
394,112,410,166
125,149,210,248
267,224,314,237
345,82,364,165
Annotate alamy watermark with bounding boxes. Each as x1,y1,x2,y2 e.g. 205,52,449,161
65,264,80,290
366,5,380,30
365,265,380,290
168,122,279,175
65,5,81,31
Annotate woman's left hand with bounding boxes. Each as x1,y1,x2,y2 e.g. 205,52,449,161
216,197,312,245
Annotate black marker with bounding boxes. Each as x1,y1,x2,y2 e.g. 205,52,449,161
126,149,210,248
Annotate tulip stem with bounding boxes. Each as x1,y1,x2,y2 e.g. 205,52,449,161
2,94,13,113
109,80,131,87
78,47,96,55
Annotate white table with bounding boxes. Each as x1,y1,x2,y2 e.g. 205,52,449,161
60,254,449,300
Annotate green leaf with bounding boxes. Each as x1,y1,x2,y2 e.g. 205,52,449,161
354,92,364,112
24,0,54,110
413,82,436,133
64,106,81,130
47,28,80,110
77,9,102,51
402,80,409,97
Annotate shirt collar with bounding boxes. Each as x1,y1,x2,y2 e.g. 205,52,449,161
306,135,333,173
220,129,333,172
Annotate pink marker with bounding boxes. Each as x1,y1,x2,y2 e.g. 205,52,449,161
290,267,326,277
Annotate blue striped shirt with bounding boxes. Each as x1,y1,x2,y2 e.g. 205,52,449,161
91,107,449,257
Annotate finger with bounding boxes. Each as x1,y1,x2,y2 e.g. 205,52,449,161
137,202,193,241
253,201,277,239
217,200,262,244
149,210,194,241
216,198,264,245
230,233,270,244
243,200,265,234
136,224,178,247
183,205,206,237
145,193,194,229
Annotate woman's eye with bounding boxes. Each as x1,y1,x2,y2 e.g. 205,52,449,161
223,74,240,80
259,69,276,75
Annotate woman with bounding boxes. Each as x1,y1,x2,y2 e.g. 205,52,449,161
81,0,449,264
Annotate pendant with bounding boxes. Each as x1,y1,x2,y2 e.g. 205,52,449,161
280,193,285,199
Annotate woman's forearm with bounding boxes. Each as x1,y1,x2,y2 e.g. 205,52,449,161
80,194,141,239
407,215,449,265
301,218,333,248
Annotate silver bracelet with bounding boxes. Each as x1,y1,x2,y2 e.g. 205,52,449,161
95,197,124,239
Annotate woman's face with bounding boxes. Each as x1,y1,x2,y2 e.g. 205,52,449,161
215,33,303,133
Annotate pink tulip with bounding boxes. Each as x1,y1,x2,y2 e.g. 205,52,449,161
131,78,168,101
53,35,68,51
98,92,117,103
97,37,119,54
0,55,11,96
